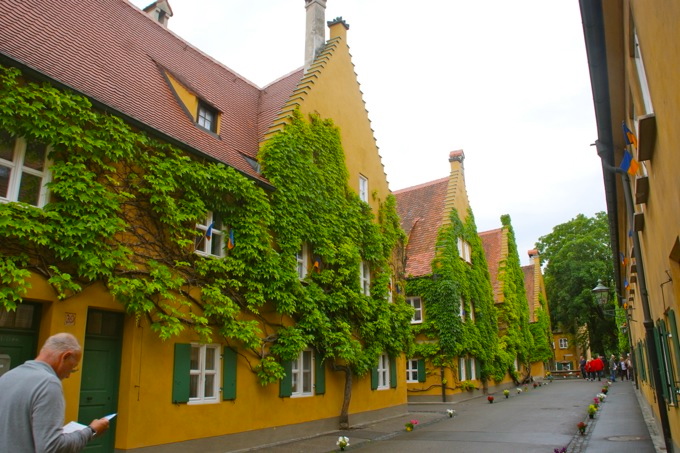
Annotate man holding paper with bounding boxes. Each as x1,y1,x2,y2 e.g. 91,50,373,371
0,333,110,452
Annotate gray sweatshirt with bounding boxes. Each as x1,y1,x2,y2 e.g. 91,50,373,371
0,360,91,453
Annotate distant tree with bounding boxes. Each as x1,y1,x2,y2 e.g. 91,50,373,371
535,212,617,356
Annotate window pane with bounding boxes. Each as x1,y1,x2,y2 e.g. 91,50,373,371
205,347,216,370
23,141,47,171
0,164,10,198
210,234,223,256
189,375,199,398
204,374,215,397
303,369,312,393
190,347,200,370
0,131,14,161
17,172,42,206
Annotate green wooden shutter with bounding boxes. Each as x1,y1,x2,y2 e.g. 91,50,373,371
466,358,472,380
390,356,397,388
172,343,191,404
222,347,237,400
653,326,668,399
371,366,378,390
279,361,293,397
314,351,325,395
668,310,680,405
658,321,677,405
417,359,426,382
475,359,481,380
458,357,462,380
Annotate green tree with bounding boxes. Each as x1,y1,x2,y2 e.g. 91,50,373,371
535,212,617,356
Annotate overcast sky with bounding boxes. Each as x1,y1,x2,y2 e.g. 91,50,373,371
130,0,606,265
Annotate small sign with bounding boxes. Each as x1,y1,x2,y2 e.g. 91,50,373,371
64,313,76,326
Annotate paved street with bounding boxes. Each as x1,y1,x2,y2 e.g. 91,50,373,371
245,379,661,453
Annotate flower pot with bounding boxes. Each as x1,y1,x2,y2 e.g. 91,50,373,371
406,427,412,432
589,414,594,419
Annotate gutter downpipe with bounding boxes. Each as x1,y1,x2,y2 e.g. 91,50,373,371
595,141,673,453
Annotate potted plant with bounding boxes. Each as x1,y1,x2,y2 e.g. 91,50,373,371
601,386,609,394
597,393,606,403
446,409,456,418
516,387,522,394
405,419,419,431
503,389,510,398
588,404,597,418
336,436,350,451
533,382,538,389
460,380,476,391
487,395,495,404
577,421,587,435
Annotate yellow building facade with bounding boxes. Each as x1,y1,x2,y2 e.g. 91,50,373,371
0,1,405,451
581,1,680,450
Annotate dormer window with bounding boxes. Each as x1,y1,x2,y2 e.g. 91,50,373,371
197,102,217,133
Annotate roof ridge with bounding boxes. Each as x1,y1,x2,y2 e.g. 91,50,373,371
393,176,449,194
127,0,261,90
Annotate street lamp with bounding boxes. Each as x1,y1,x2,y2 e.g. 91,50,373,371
592,280,609,306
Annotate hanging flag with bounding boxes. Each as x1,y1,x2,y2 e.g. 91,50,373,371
205,222,214,240
622,122,638,149
624,278,630,290
619,150,639,175
312,255,321,272
227,229,235,249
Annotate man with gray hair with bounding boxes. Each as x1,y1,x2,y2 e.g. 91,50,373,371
0,332,110,452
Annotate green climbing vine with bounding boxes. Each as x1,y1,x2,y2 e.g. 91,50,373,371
496,214,534,380
0,65,413,388
529,293,554,364
406,207,501,383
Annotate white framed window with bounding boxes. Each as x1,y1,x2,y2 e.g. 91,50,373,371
360,260,370,296
377,353,390,389
0,132,50,207
359,175,368,202
459,298,465,320
195,211,225,257
386,277,394,303
291,349,314,397
406,359,419,383
469,301,476,322
407,296,422,324
189,344,220,404
296,243,309,280
633,27,654,114
559,338,568,349
459,357,467,381
197,102,218,132
469,357,476,379
457,238,471,263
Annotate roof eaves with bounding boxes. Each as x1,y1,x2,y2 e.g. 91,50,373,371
0,52,274,191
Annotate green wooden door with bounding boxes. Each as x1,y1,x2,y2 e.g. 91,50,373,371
79,310,123,452
0,303,41,376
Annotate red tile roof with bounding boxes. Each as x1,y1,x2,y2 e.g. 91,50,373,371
394,177,448,277
479,228,503,303
0,0,302,185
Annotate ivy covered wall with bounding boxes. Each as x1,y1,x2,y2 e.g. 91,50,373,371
0,65,413,388
406,207,502,383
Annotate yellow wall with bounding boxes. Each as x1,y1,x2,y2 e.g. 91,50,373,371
116,322,406,449
295,22,391,212
616,3,680,448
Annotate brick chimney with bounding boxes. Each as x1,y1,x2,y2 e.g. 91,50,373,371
143,1,173,27
304,0,327,72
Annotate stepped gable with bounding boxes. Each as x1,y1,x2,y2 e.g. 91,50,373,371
0,0,303,185
394,177,449,277
479,228,504,303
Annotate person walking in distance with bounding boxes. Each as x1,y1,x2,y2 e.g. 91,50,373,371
619,355,628,380
0,332,110,452
579,356,587,379
609,354,618,382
